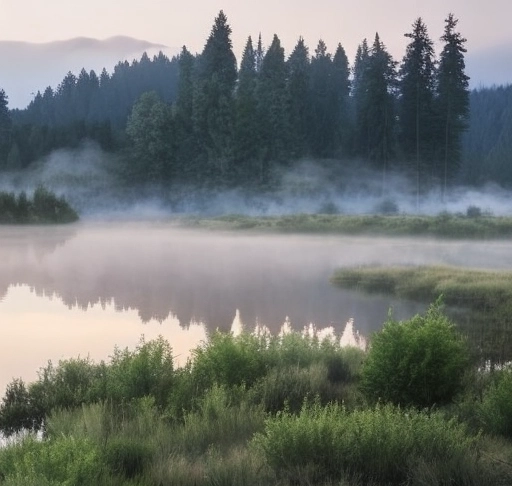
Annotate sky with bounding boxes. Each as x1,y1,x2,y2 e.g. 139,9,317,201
0,0,511,106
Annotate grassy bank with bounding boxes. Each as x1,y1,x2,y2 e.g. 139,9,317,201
1,320,512,485
332,265,512,363
179,212,512,238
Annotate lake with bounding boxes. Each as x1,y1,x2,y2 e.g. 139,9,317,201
1,221,510,394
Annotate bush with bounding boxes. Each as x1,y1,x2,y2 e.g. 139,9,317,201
0,435,100,485
190,332,267,391
253,401,482,484
362,301,469,407
107,336,174,408
103,438,153,479
478,369,512,438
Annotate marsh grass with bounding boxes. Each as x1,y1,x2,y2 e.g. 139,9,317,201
2,332,512,485
178,213,512,238
254,401,494,485
331,265,512,363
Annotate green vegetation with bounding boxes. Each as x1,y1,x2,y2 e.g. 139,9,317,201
361,301,469,407
331,265,512,364
0,186,78,224
1,314,512,485
180,211,512,238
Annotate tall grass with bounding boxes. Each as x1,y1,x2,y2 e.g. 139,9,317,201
254,401,493,485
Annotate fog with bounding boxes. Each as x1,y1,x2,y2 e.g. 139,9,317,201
2,143,512,219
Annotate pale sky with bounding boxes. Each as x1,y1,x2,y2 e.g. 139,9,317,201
1,0,511,96
1,0,510,58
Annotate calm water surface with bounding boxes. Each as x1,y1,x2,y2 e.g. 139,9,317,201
1,221,511,393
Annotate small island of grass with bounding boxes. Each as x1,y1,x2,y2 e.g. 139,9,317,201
180,212,512,239
0,186,79,224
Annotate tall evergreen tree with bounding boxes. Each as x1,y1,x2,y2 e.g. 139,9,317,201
365,34,397,173
233,36,261,185
174,46,198,183
352,39,370,157
436,13,470,198
257,34,291,180
332,43,352,156
0,89,12,168
193,10,237,185
309,40,335,157
399,18,436,203
287,37,311,158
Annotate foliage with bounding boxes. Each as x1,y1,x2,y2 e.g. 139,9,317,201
253,401,483,484
361,302,469,407
0,187,78,224
478,369,512,438
0,435,99,485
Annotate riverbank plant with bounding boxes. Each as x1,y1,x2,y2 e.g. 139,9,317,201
1,318,512,485
0,186,78,224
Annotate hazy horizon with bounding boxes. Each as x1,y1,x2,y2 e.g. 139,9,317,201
0,1,511,108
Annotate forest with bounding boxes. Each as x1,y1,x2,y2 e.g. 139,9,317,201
0,11,511,209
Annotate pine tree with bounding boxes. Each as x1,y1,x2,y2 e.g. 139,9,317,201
366,34,397,173
352,39,370,157
233,36,260,185
257,34,291,180
332,43,352,156
436,13,470,198
287,37,311,158
175,46,198,183
309,40,334,157
399,18,437,203
0,90,12,168
194,10,237,185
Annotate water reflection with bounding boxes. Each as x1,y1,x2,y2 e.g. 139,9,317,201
2,222,512,393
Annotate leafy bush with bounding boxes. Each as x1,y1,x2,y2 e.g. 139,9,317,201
191,332,267,391
103,438,153,479
362,301,469,407
107,336,174,408
253,401,482,484
0,435,99,485
478,369,512,438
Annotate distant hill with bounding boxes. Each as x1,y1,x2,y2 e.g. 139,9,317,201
0,36,174,109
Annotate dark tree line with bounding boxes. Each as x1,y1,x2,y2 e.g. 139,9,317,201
0,11,477,196
4,53,179,169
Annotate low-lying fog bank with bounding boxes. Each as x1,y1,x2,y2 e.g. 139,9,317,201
1,143,511,220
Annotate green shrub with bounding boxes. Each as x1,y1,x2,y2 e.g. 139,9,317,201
253,401,482,484
191,332,267,391
107,336,174,408
0,435,100,485
478,369,512,438
103,438,153,479
362,301,469,407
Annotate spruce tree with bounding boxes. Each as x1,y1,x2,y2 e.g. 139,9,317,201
332,43,352,157
352,39,370,157
287,37,311,158
233,36,260,185
0,90,12,168
399,18,436,203
366,34,397,174
193,10,237,185
436,13,470,197
309,40,334,157
257,34,291,180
